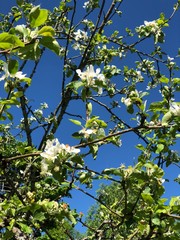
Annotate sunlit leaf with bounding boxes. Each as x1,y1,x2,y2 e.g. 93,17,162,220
160,76,169,83
0,32,24,49
29,5,48,27
39,36,60,55
38,26,55,37
17,222,33,234
162,111,173,126
155,144,164,154
69,119,82,126
141,193,154,204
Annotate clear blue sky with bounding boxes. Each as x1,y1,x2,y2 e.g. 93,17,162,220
1,0,180,233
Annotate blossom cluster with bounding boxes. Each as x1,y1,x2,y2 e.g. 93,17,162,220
76,65,106,94
41,138,80,161
40,138,80,175
143,20,160,33
74,29,88,41
136,20,163,43
121,90,140,107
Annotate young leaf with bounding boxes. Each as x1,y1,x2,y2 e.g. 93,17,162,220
155,144,164,154
69,119,82,126
160,76,169,83
8,59,19,74
38,26,55,37
87,102,92,115
0,32,24,49
39,36,60,55
141,193,154,204
162,111,173,126
29,6,48,28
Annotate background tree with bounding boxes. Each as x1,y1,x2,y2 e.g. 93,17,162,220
0,0,180,239
85,163,180,239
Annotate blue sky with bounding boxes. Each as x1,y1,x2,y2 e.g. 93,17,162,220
1,0,180,233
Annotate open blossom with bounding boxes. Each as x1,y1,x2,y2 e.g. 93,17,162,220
170,103,180,117
83,1,90,8
0,62,26,81
76,65,99,84
76,65,106,94
74,29,88,41
76,65,106,87
79,128,95,138
121,97,132,107
167,56,174,62
41,138,62,161
137,20,161,42
60,143,80,155
144,20,159,33
40,138,80,162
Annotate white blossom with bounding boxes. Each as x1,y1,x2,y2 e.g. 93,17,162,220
41,159,52,176
0,62,26,81
76,65,105,86
121,97,132,107
79,128,95,138
40,138,80,162
74,29,88,41
129,90,139,97
40,138,62,161
60,143,80,154
144,20,159,33
29,116,36,122
34,109,43,118
83,1,90,8
167,56,174,62
41,102,48,109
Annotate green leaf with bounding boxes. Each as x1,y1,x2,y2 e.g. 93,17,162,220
136,144,145,151
155,144,164,154
0,32,24,49
8,59,19,74
149,101,164,112
162,111,173,126
66,212,77,225
173,78,180,84
29,6,48,28
6,112,13,121
152,217,161,226
102,168,122,176
90,144,99,159
72,132,82,139
19,77,32,86
13,91,23,98
18,42,41,60
141,193,154,204
160,76,169,83
40,36,60,55
87,102,92,115
18,222,32,234
1,98,20,105
34,212,46,222
127,105,134,114
73,81,84,90
169,196,180,207
38,26,55,37
69,119,82,126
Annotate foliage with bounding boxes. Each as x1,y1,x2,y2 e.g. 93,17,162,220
86,162,180,239
0,0,180,239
